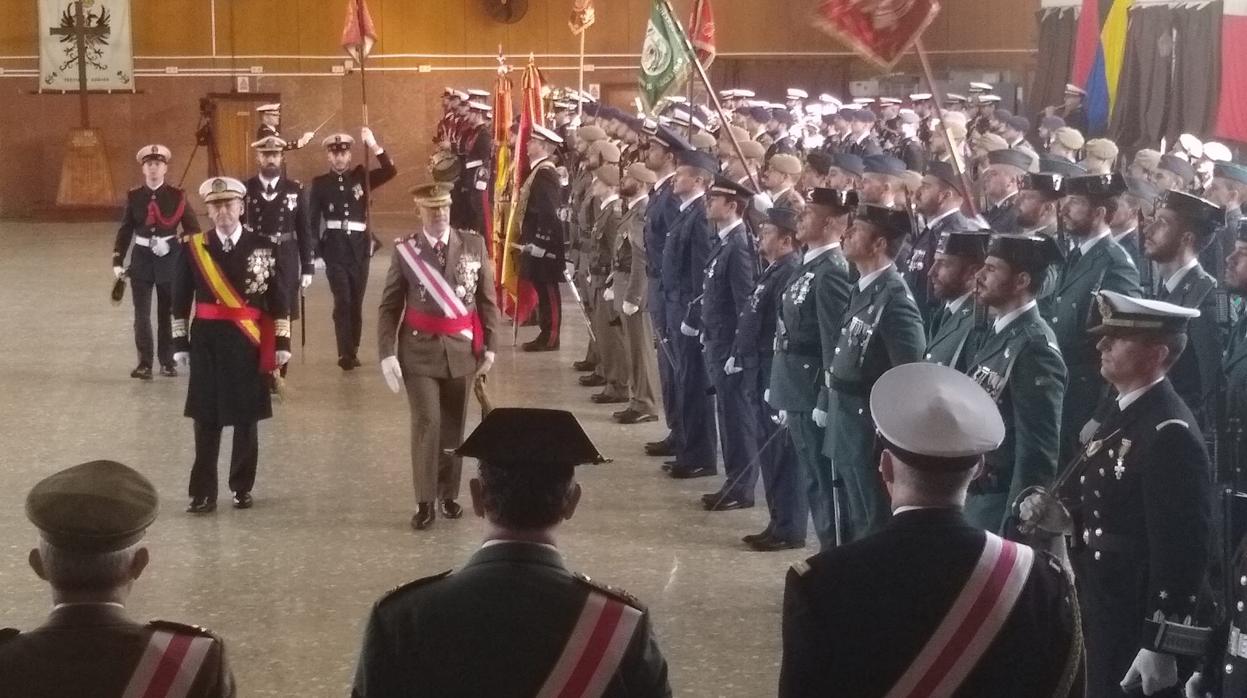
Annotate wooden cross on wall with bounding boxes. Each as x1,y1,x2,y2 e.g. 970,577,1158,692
49,0,107,127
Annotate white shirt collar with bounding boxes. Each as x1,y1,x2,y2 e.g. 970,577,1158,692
259,174,279,190
770,187,792,202
1078,229,1112,255
857,264,893,291
718,219,743,240
422,226,450,248
679,191,704,212
1111,226,1137,243
1164,258,1200,293
480,539,560,554
946,291,973,315
52,601,126,611
598,193,620,210
1117,377,1165,411
993,298,1038,334
926,207,958,229
893,505,955,514
216,224,242,248
803,241,840,264
627,193,649,208
654,171,676,189
530,155,550,168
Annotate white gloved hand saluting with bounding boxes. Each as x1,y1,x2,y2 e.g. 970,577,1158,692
1120,648,1178,696
301,274,313,289
113,266,125,280
173,352,189,369
680,322,699,337
276,351,292,366
812,408,828,428
622,301,639,316
380,355,403,394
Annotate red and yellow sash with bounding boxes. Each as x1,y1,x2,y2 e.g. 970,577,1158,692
187,233,277,372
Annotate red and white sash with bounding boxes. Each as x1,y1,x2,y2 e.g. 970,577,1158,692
535,591,644,698
121,630,215,698
395,238,474,345
883,532,1035,698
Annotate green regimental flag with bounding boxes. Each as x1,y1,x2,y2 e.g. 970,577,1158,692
638,0,693,112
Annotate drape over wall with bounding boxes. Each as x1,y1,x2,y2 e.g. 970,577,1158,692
1032,7,1078,113
1214,2,1247,142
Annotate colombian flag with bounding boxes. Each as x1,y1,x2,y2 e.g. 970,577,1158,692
1071,0,1132,135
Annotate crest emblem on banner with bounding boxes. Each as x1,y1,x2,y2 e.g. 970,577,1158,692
39,0,134,91
813,0,940,69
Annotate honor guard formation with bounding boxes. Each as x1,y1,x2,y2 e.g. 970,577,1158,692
10,61,1247,698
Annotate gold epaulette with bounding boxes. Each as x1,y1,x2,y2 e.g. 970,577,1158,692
147,620,219,639
573,572,645,611
378,569,453,606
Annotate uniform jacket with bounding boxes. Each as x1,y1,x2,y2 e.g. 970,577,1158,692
643,174,680,282
688,221,757,363
964,304,1066,533
0,604,234,697
734,251,800,371
308,152,398,264
828,266,926,397
1156,263,1222,430
113,183,201,284
901,208,977,321
244,176,314,275
983,193,1019,232
377,228,500,379
1224,313,1247,482
614,195,650,310
843,133,883,158
923,296,984,372
518,158,566,284
351,542,671,698
1042,233,1141,372
780,508,1082,698
768,247,851,412
659,195,712,302
589,197,623,278
452,124,492,233
1115,230,1145,277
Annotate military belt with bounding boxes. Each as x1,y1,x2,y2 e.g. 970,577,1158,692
134,235,177,248
777,338,820,357
1144,618,1212,656
325,220,368,233
1230,625,1247,659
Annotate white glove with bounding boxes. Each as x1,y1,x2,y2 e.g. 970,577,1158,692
776,410,790,426
301,274,313,289
1185,672,1205,698
763,388,771,404
313,257,326,270
476,350,496,376
113,266,125,280
173,352,189,369
812,408,828,428
1120,648,1178,696
380,355,403,394
150,237,171,257
724,356,743,375
603,287,615,302
680,322,699,337
753,192,775,214
622,301,639,316
361,126,378,150
276,350,292,366
298,131,314,148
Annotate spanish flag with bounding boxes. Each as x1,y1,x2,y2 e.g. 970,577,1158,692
1071,0,1132,135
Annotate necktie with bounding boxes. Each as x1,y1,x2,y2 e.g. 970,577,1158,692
266,183,276,196
434,241,447,268
1156,283,1171,301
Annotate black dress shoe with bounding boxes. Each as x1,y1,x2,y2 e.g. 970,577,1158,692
742,529,773,545
440,499,463,519
338,357,356,371
578,374,607,387
522,338,559,352
591,393,628,404
669,466,716,479
350,356,363,368
705,496,753,512
411,503,435,530
131,366,153,380
661,462,673,473
664,459,680,468
160,365,178,378
701,491,724,505
645,441,675,457
232,492,253,509
748,536,806,552
186,497,216,514
572,360,597,372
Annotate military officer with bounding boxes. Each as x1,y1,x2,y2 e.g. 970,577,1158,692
981,149,1033,231
966,234,1067,533
112,144,201,379
451,100,493,234
761,154,807,211
858,154,907,208
1113,176,1161,284
1143,190,1225,431
843,109,883,158
377,184,500,531
245,136,313,377
1223,223,1247,485
1016,172,1065,240
924,231,990,371
254,103,313,150
351,409,671,697
767,190,854,550
686,176,759,511
586,165,628,404
610,163,661,425
1204,162,1247,281
0,460,235,697
569,124,606,375
1035,291,1213,698
740,207,806,551
906,161,979,322
517,125,567,352
824,204,927,542
781,364,1083,698
1045,173,1142,465
308,128,398,370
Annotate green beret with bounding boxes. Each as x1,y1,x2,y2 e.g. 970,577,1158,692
26,461,159,553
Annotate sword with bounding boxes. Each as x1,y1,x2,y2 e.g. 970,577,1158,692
300,290,307,349
561,266,597,345
701,423,790,521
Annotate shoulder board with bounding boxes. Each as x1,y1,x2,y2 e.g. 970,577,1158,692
0,628,19,645
573,573,645,611
1156,419,1190,432
378,569,453,606
456,228,482,238
146,620,218,639
129,186,144,194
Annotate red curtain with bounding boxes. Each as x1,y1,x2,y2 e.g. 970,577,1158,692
1214,14,1247,142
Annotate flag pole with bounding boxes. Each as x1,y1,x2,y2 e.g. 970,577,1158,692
577,30,587,120
685,0,702,139
913,39,979,218
356,0,374,236
657,0,761,193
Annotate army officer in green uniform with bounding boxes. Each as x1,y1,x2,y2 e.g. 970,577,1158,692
966,234,1067,533
923,231,990,371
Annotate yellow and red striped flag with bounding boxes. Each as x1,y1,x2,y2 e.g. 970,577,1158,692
340,0,377,62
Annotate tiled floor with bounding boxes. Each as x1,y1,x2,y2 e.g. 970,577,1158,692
0,221,806,696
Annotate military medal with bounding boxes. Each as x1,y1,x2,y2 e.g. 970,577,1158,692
1114,439,1132,480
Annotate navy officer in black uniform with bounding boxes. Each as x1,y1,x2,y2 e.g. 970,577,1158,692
351,408,671,698
308,128,398,370
782,363,1083,698
112,144,201,379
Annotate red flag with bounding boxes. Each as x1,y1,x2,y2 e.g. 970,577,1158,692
689,0,716,67
812,0,940,69
569,0,596,35
341,0,377,62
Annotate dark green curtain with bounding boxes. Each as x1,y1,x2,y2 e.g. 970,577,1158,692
1031,7,1078,117
1168,1,1222,144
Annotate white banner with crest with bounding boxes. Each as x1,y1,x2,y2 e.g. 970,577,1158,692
39,0,134,92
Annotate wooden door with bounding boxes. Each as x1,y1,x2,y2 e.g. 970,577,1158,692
208,93,280,178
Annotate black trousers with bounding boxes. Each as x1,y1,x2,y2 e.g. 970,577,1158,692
131,278,172,369
189,419,259,499
325,260,370,359
534,281,562,347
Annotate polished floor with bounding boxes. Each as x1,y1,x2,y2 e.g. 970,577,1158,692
0,221,806,696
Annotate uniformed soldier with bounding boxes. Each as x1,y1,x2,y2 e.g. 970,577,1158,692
740,206,806,550
1047,127,1085,167
667,149,720,479
254,103,313,151
905,161,978,322
1046,173,1142,464
761,154,807,212
351,409,671,697
112,144,201,379
981,149,1034,231
377,183,500,531
859,154,907,207
781,363,1083,698
1159,154,1201,195
1002,116,1040,172
843,109,883,158
923,231,990,371
1224,224,1247,485
172,177,291,513
1030,291,1213,698
610,163,661,425
1143,190,1225,431
768,190,854,550
433,89,467,151
569,124,607,376
244,136,313,377
1203,162,1247,283
965,234,1067,533
826,153,865,192
516,125,567,352
685,176,760,510
1082,138,1119,176
308,128,398,370
451,101,493,234
1015,172,1065,239
0,460,235,697
574,140,623,388
824,204,927,542
585,165,628,404
1113,176,1161,290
